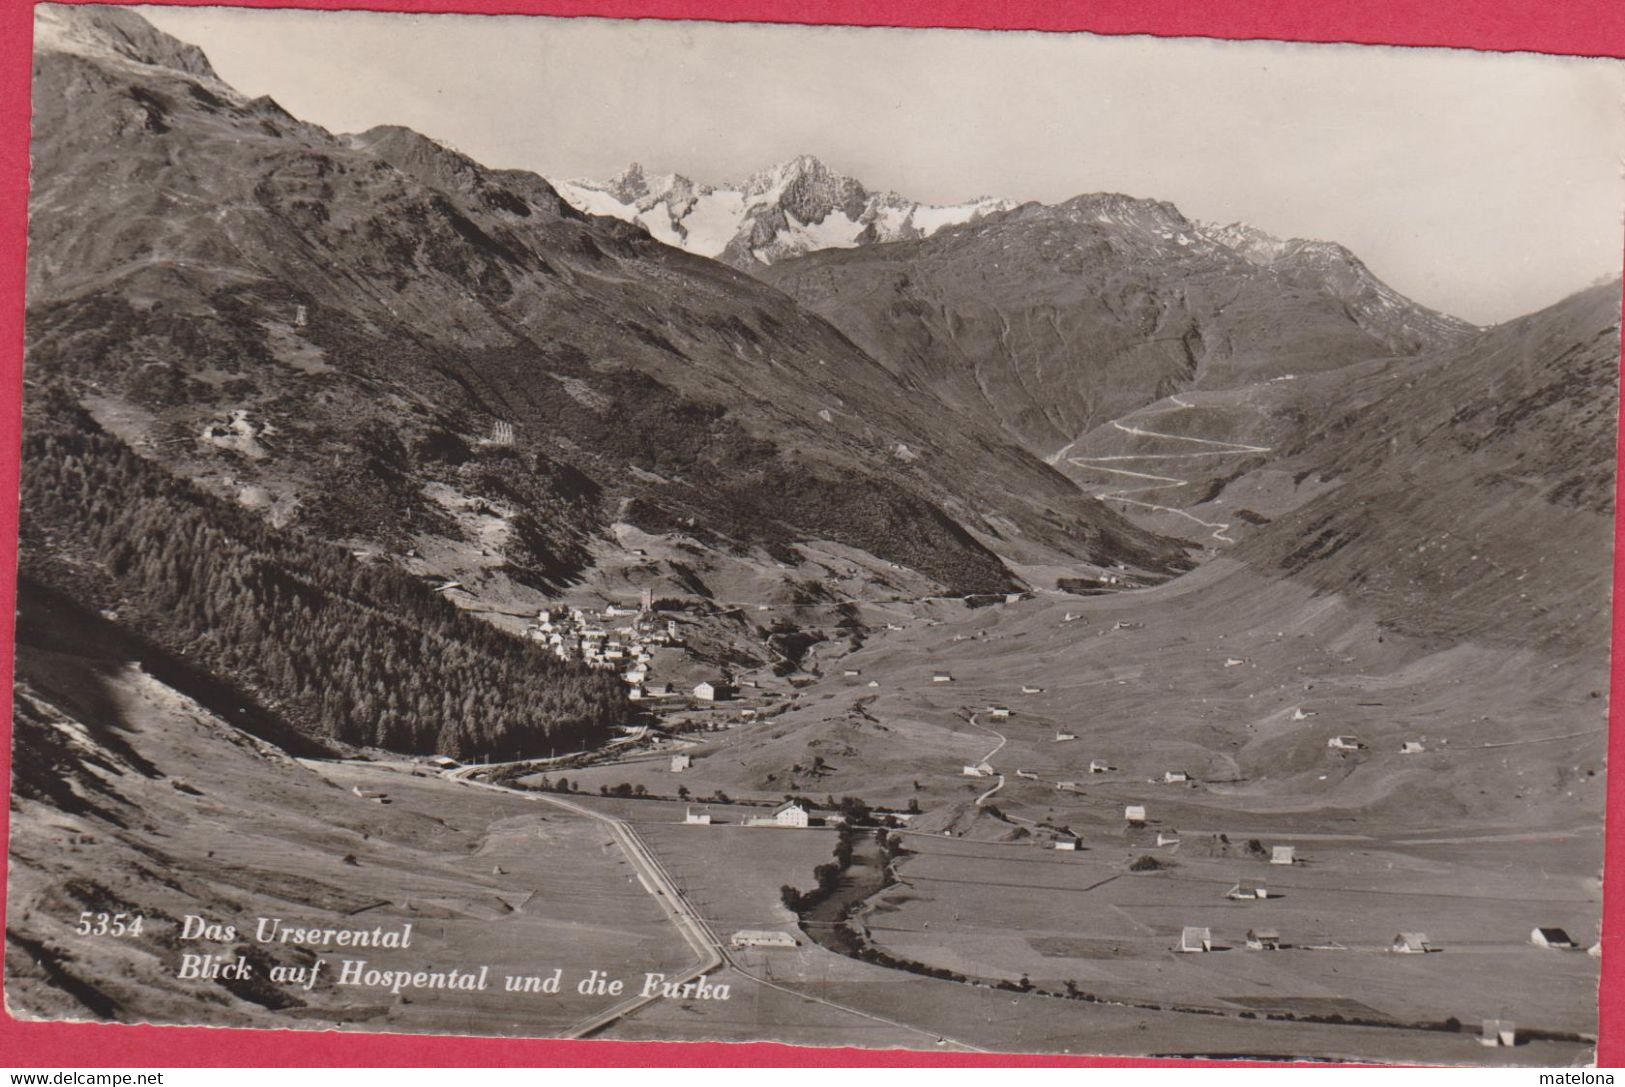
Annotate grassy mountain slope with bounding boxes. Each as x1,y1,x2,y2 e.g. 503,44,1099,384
1236,279,1621,649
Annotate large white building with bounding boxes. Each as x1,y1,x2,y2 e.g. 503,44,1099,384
773,801,809,827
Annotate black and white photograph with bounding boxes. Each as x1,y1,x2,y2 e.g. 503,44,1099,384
5,1,1624,1064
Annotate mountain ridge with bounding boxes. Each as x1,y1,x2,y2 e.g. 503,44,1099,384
555,154,1015,269
759,189,1477,475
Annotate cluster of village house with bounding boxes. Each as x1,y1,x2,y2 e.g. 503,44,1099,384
525,594,753,708
526,596,681,699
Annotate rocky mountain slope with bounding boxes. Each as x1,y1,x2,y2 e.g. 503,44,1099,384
761,194,1476,461
1236,279,1620,650
22,4,1183,602
555,156,1013,270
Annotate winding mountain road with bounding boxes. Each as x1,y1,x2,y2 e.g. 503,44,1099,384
1061,397,1273,543
965,712,1008,807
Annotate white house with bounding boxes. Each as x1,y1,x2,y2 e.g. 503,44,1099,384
1270,845,1297,866
670,754,692,772
1162,770,1190,784
1090,759,1112,773
684,807,711,825
1392,932,1433,954
731,930,798,949
1178,926,1212,953
773,801,809,828
1328,735,1364,751
1124,805,1147,825
1053,838,1079,851
989,706,1011,720
693,681,722,701
1226,881,1268,900
1532,927,1577,949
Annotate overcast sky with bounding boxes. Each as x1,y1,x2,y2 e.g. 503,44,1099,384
133,5,1625,325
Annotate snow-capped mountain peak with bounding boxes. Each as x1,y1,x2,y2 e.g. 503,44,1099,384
553,155,1015,269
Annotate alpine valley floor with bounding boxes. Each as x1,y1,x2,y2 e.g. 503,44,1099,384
9,554,1601,1063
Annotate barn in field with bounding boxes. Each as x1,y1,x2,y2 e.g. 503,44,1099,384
1392,932,1433,954
1246,928,1282,951
670,753,692,772
1124,805,1147,826
1178,927,1212,953
1270,845,1297,866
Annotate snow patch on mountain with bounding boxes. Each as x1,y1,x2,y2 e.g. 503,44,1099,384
555,155,1013,268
